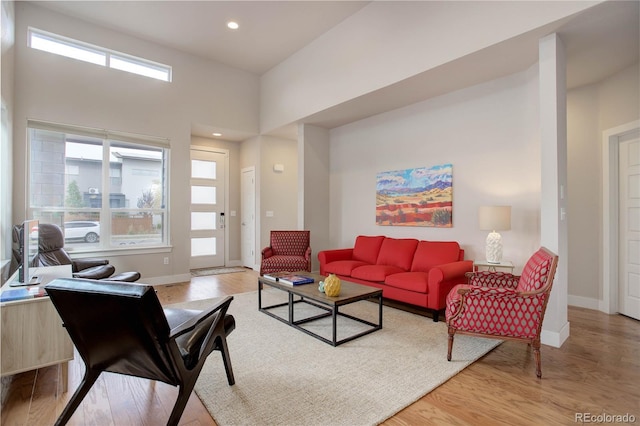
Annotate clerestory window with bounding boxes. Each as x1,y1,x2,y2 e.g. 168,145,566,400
28,28,172,82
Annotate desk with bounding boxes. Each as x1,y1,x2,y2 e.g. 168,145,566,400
473,260,514,273
1,265,73,392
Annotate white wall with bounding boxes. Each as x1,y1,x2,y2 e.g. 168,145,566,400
567,84,600,303
329,67,541,272
261,1,596,133
299,124,331,272
11,3,259,282
567,62,640,308
241,134,299,256
258,135,298,251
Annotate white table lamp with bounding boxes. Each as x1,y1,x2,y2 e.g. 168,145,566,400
479,205,511,264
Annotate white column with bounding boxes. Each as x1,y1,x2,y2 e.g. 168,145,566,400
298,124,331,272
539,33,570,347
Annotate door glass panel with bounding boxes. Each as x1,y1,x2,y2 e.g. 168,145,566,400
191,237,216,256
191,212,216,230
191,159,216,179
191,186,216,204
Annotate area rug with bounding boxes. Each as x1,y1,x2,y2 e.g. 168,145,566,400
190,267,248,277
170,290,501,426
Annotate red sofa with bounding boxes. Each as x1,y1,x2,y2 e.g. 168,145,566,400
318,235,472,321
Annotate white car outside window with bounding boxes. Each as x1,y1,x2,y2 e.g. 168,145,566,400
64,221,100,243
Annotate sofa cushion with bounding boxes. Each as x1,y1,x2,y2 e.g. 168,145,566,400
324,260,369,277
352,235,386,264
385,272,429,293
376,238,418,271
351,264,405,282
411,241,461,272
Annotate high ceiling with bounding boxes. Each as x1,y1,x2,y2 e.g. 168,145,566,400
34,1,370,75
32,1,639,140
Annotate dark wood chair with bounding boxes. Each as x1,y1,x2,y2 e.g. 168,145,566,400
45,278,235,426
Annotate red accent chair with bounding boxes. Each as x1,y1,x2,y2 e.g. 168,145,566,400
260,230,311,275
445,247,558,378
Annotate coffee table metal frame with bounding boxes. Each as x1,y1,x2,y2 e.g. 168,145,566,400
258,274,383,346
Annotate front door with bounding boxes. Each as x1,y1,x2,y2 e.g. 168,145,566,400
618,134,640,320
190,149,226,270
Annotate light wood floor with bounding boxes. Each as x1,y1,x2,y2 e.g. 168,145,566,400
1,269,639,425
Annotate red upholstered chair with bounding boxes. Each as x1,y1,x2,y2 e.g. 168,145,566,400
260,230,311,275
445,247,558,378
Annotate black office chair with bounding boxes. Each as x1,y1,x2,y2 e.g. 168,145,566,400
36,223,140,282
45,278,236,426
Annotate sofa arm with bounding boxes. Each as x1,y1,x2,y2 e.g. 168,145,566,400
317,248,353,275
305,246,312,261
427,260,474,310
318,248,353,264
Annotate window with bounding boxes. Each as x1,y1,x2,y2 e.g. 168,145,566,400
28,28,172,82
28,120,170,252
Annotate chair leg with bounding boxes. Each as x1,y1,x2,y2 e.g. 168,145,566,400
167,375,199,426
217,336,235,386
447,327,455,361
54,369,101,426
532,340,542,378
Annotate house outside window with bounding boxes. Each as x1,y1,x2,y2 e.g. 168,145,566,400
28,120,170,252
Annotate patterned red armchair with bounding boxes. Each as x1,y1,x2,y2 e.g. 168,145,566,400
446,247,558,378
260,230,311,276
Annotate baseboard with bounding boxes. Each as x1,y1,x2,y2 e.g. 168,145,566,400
568,294,601,311
141,273,191,286
541,320,570,348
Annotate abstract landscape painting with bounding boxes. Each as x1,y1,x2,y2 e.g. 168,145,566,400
376,164,452,227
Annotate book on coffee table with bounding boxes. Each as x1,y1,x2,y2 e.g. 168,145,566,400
262,272,291,281
276,274,315,286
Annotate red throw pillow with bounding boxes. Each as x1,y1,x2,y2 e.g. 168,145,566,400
376,238,418,271
352,236,385,264
411,241,461,272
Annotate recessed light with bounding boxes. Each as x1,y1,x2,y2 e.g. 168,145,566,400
227,21,239,30
212,132,222,137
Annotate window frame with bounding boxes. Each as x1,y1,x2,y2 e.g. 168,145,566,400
28,27,172,82
27,120,171,255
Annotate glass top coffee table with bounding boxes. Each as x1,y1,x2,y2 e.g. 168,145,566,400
258,272,383,346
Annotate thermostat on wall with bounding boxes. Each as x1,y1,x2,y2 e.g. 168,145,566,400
273,163,285,172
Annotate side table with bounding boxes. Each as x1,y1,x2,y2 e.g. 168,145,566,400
1,265,73,393
473,260,514,273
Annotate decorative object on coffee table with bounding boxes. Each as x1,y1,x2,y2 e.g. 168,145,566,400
324,273,341,296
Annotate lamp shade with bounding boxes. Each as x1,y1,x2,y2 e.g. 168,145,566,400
478,206,511,231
